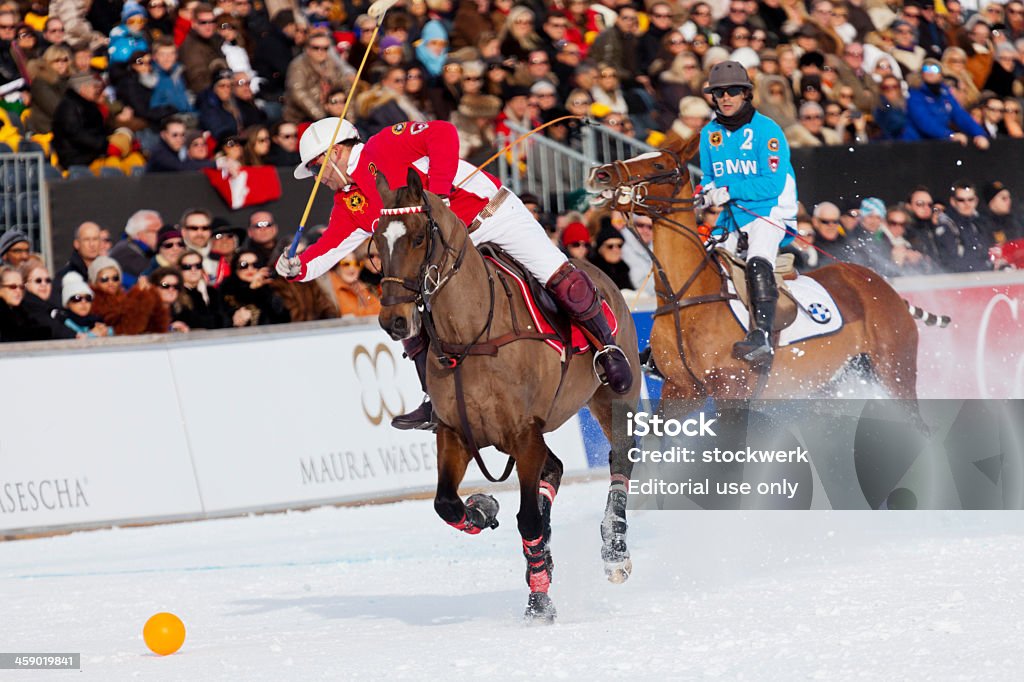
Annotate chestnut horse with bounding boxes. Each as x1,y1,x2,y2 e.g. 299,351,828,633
372,169,641,623
586,135,940,419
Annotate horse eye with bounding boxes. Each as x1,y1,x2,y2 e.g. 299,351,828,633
653,162,666,170
412,231,425,247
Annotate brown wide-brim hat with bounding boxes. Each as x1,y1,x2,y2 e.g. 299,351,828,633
458,94,502,119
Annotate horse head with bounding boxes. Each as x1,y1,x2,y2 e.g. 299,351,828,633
373,167,463,341
585,134,701,213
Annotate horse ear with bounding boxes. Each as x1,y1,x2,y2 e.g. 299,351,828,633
375,170,395,205
677,133,701,163
406,167,424,198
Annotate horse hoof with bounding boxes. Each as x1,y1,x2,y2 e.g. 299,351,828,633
604,558,633,584
466,493,500,530
524,592,557,624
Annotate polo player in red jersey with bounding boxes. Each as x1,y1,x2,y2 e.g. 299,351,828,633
277,117,632,430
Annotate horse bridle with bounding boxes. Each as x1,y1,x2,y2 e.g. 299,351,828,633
377,199,468,309
601,148,738,393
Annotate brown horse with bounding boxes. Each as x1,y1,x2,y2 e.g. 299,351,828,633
586,135,940,418
372,168,642,622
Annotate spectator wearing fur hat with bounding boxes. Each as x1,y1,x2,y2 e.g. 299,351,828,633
150,225,186,271
451,92,501,165
354,65,428,137
89,255,169,335
786,101,842,147
60,272,111,337
755,74,798,129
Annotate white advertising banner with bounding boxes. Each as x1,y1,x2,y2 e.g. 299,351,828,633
0,349,202,533
172,325,588,513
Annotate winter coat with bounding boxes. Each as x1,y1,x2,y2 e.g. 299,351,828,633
108,23,149,64
108,238,155,289
250,25,295,98
146,138,215,173
26,62,68,134
49,0,106,51
174,285,230,329
873,98,907,140
354,86,424,138
21,292,77,339
51,88,108,169
785,123,843,148
54,251,90,303
269,278,339,322
588,251,633,291
91,285,169,335
902,83,985,141
325,271,381,318
0,299,53,342
63,310,113,337
197,88,242,142
179,30,226,93
115,71,178,125
218,275,291,326
282,52,347,123
151,62,194,113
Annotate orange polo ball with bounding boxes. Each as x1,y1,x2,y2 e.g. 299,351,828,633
143,612,186,656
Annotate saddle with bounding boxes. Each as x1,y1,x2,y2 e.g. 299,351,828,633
477,244,617,356
715,248,799,332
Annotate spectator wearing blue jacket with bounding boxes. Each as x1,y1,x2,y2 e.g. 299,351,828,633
902,58,990,150
109,3,150,66
150,38,194,115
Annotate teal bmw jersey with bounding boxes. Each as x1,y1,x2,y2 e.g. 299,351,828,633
699,111,798,235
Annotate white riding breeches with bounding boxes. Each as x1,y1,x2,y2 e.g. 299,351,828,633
468,192,566,284
722,216,782,267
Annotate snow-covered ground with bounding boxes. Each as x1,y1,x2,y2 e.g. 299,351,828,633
3,479,1023,681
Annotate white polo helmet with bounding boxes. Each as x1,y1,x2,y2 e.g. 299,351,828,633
293,117,361,180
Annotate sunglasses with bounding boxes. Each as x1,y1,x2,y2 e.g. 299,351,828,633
922,64,941,75
98,274,121,283
30,277,53,284
338,260,362,267
888,220,907,227
180,262,204,271
135,57,151,65
1,283,24,290
160,240,185,249
711,86,746,98
66,293,93,304
195,18,216,25
308,44,331,52
160,282,180,290
601,242,624,250
952,195,978,202
566,241,589,248
818,218,840,224
278,132,298,139
237,260,260,270
184,224,212,231
252,220,276,228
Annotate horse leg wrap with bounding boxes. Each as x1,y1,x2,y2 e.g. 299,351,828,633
522,535,554,594
448,493,500,534
601,478,630,565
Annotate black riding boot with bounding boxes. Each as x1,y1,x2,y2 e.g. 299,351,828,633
732,256,777,365
391,335,437,431
547,262,633,394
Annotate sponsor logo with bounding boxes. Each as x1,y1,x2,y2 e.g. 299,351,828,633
391,123,406,134
808,302,832,324
712,159,759,175
368,161,377,177
0,478,90,514
769,155,779,172
709,131,723,148
353,343,406,425
768,137,780,152
346,191,367,214
410,122,429,135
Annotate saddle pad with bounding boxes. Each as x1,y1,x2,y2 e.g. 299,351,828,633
485,257,618,355
727,274,843,347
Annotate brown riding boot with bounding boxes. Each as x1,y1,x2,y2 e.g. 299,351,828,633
391,333,437,431
546,262,633,394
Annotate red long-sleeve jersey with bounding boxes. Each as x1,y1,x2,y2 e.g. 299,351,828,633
296,120,501,281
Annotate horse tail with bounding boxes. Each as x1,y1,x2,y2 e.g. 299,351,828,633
904,300,951,328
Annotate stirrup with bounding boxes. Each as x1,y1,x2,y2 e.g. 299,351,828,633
390,398,437,431
732,330,774,364
592,344,629,383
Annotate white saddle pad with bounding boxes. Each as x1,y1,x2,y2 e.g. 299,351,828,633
727,274,844,347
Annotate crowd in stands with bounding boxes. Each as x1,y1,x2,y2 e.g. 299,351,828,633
0,0,1020,173
2,0,1024,342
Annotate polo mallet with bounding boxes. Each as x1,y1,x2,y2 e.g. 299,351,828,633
287,0,400,258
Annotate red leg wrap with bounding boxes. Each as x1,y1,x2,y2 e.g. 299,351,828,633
448,513,482,535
